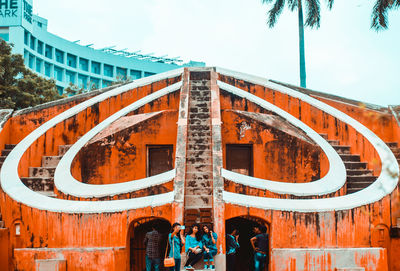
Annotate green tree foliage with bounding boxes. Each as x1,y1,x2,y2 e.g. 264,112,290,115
0,39,62,109
372,0,400,30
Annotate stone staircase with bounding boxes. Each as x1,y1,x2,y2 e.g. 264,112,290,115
184,71,213,227
320,135,377,194
0,144,17,229
21,145,71,198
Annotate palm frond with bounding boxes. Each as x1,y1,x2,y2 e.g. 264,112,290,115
287,0,298,11
371,0,391,30
267,0,286,27
326,0,334,9
304,0,321,28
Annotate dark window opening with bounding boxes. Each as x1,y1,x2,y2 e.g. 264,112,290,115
226,144,253,176
147,145,174,177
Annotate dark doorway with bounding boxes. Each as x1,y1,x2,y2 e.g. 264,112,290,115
225,216,270,271
129,218,171,271
226,144,253,176
147,145,174,177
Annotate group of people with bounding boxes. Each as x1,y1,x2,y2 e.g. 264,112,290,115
144,222,269,271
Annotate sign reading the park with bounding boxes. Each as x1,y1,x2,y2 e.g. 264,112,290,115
0,0,32,27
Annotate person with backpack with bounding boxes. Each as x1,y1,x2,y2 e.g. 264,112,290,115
144,222,162,271
250,225,269,271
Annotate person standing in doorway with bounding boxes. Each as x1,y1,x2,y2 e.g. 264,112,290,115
202,225,218,270
226,228,240,271
168,223,186,271
250,225,269,271
144,222,162,271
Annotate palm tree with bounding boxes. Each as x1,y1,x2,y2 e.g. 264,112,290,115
371,0,400,30
261,0,334,88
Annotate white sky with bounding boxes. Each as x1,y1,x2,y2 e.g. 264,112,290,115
34,0,400,106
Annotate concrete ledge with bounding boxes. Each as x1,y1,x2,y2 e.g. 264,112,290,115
35,259,66,271
271,248,387,271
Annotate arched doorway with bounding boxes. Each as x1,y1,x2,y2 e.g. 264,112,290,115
225,216,270,271
128,217,171,271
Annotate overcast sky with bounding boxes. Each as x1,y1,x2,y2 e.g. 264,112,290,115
34,0,399,106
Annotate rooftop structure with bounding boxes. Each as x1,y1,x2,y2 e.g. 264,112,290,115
0,67,399,271
0,0,205,94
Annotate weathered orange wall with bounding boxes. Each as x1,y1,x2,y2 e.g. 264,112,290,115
221,105,327,184
72,110,178,184
0,228,10,271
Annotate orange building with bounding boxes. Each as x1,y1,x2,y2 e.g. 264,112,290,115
0,67,399,271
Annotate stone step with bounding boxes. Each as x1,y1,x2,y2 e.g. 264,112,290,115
42,156,62,167
387,142,398,148
346,169,373,176
185,187,213,196
346,188,364,194
186,156,212,165
189,112,211,119
187,137,212,144
394,151,400,159
186,150,212,158
188,130,211,138
29,167,56,178
0,156,5,162
4,144,16,150
188,124,211,132
1,149,11,156
21,177,54,191
186,172,212,183
189,101,211,108
340,154,361,162
347,175,376,183
332,145,351,154
185,195,213,206
58,145,72,156
347,182,373,189
190,81,210,87
328,139,340,145
189,107,210,114
0,221,5,228
187,144,211,151
188,118,210,126
186,164,213,174
190,91,211,98
344,161,368,170
190,85,211,91
190,95,211,102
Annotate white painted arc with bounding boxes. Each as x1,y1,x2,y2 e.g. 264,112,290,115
55,82,182,198
218,81,347,196
217,68,399,212
0,69,183,213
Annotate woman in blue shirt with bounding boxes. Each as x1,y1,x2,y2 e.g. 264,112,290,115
168,223,186,271
184,224,203,269
202,225,218,270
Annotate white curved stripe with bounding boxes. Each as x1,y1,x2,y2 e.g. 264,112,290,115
0,69,183,213
55,82,182,198
217,68,399,212
218,81,347,196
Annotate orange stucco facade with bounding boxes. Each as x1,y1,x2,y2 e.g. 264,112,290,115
0,68,398,271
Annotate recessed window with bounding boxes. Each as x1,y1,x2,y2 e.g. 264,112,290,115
91,61,101,74
45,45,53,59
103,64,113,77
116,67,127,80
66,70,76,84
44,62,52,77
102,80,112,88
28,54,35,69
30,35,36,50
226,144,253,176
54,66,64,82
89,77,100,89
130,70,142,80
79,58,89,71
144,72,155,77
147,145,174,177
37,40,44,54
78,74,88,89
55,49,64,64
67,54,77,68
24,31,29,45
15,223,21,236
36,58,42,73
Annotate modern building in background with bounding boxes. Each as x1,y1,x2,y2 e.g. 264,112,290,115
0,0,204,94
